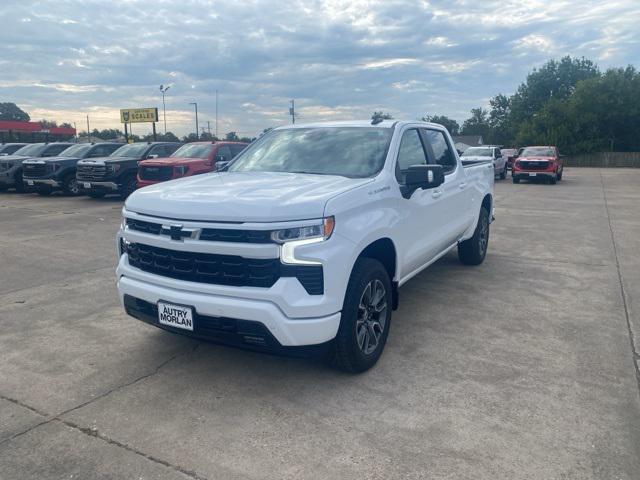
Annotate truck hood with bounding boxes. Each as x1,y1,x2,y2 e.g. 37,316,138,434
139,157,205,166
126,171,372,222
23,155,81,164
0,154,29,166
78,156,139,165
518,156,554,161
461,156,493,162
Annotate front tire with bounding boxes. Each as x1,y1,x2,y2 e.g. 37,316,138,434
36,186,52,196
62,172,80,196
14,170,25,193
499,164,507,180
332,258,392,373
458,206,490,265
512,176,520,184
87,191,106,199
120,174,137,198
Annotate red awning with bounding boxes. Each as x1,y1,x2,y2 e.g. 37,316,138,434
0,120,76,135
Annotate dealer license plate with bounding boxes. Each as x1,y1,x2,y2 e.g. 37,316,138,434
27,180,34,186
83,182,91,188
157,302,194,331
528,172,537,177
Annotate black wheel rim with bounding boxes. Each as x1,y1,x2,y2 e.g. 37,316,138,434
356,279,387,355
479,214,489,256
68,178,79,194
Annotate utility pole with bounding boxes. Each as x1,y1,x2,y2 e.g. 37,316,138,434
289,99,295,124
73,122,77,142
215,89,218,138
189,102,199,139
160,85,170,134
207,121,211,137
86,115,90,143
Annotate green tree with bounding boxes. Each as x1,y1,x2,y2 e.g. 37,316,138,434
371,111,393,123
422,115,460,135
461,108,491,138
225,131,240,141
0,102,30,121
38,119,58,128
509,56,599,127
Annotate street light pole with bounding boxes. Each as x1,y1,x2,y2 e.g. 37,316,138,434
160,85,170,134
189,102,199,139
215,89,218,139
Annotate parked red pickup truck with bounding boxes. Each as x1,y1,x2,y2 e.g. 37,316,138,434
512,146,563,184
137,141,248,188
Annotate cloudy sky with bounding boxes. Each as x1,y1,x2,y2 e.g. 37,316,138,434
1,0,639,137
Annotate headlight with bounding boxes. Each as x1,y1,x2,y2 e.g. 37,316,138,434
106,164,120,173
174,165,188,176
271,217,335,243
276,217,335,266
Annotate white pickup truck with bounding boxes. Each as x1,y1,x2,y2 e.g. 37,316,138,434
116,120,494,372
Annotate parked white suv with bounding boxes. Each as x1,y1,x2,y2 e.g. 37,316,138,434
116,120,494,372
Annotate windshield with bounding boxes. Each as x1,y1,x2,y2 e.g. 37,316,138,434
171,143,214,159
13,143,46,156
228,127,393,178
461,147,493,157
60,144,92,157
110,143,149,157
521,147,555,157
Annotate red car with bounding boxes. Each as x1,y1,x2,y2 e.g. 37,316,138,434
512,146,563,184
500,148,519,170
137,141,248,188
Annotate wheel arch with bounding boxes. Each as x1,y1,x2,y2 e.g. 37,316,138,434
355,237,399,310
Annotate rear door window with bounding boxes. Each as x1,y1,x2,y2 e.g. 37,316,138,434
423,129,456,174
230,144,247,157
216,145,232,161
43,144,71,156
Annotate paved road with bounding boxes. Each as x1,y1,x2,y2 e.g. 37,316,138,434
1,168,639,479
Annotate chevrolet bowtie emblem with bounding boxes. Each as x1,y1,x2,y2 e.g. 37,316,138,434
161,224,197,241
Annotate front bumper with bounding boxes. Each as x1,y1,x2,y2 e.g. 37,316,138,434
80,180,119,191
0,170,15,186
513,171,555,180
24,178,61,187
118,275,341,348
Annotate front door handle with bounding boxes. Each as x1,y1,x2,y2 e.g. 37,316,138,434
459,182,467,189
432,189,443,199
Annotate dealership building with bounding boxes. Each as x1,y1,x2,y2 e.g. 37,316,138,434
0,120,76,143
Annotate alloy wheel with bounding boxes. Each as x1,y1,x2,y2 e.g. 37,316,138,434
356,279,388,355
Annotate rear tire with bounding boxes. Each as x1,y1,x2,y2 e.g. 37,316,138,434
499,165,507,180
458,206,490,266
331,258,392,373
87,191,106,199
14,170,25,193
62,172,80,196
557,169,563,181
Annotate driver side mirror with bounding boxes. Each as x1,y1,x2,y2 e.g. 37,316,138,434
215,154,226,162
402,164,444,198
146,154,159,159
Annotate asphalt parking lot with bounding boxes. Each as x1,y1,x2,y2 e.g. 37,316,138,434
1,168,639,479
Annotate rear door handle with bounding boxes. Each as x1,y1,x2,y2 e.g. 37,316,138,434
459,182,467,189
432,189,442,199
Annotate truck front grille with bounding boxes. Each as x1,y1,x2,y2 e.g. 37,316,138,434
519,161,550,170
138,165,173,181
126,242,323,294
126,218,272,243
77,164,107,181
22,163,47,178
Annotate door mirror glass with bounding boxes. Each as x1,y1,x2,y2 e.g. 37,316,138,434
147,154,159,159
402,164,444,198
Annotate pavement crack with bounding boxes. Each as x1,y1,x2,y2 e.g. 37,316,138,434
0,394,48,417
58,342,200,419
0,344,200,449
600,170,640,394
56,419,208,480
